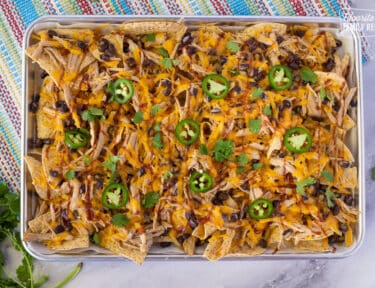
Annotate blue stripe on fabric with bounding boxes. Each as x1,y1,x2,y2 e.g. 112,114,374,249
321,0,335,16
0,43,22,91
54,1,66,14
119,0,133,14
13,0,39,26
111,0,123,14
227,0,251,15
0,118,20,165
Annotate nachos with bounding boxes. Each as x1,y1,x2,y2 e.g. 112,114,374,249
24,21,358,264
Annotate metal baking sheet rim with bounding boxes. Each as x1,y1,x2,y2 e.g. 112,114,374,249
21,15,365,261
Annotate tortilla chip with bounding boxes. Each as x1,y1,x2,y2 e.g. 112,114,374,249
183,236,196,256
24,156,49,200
203,229,235,261
28,211,53,233
236,23,287,42
192,223,217,240
265,224,283,249
293,239,329,252
48,234,90,251
100,237,148,264
228,245,266,257
23,232,53,242
121,21,186,36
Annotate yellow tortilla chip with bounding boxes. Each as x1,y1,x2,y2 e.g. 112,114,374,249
24,156,49,200
203,229,235,261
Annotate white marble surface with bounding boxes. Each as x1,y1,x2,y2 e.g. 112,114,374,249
27,3,375,288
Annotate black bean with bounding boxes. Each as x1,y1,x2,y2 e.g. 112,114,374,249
77,41,88,50
240,181,250,191
186,46,198,56
251,159,260,164
276,36,284,44
54,225,65,234
123,41,129,53
106,43,117,56
28,138,43,149
141,58,153,68
233,86,242,94
216,191,229,201
100,53,111,61
239,63,249,71
40,71,48,79
208,48,217,55
163,86,172,96
246,37,257,52
47,29,57,38
126,57,137,69
95,174,104,189
253,69,266,81
185,211,198,229
295,29,305,37
258,238,267,248
322,97,329,105
278,152,286,158
32,94,40,102
283,99,291,109
283,228,292,236
177,233,190,244
293,105,302,114
350,98,357,107
339,161,350,168
323,57,335,72
189,87,198,96
159,242,172,248
343,195,354,206
138,166,146,177
44,138,55,146
286,54,302,70
331,204,340,215
79,184,86,194
230,213,240,222
212,197,223,206
49,170,58,177
29,101,39,113
272,200,281,210
98,38,109,52
335,39,342,47
161,228,170,236
55,100,69,113
259,42,268,50
181,32,193,45
219,56,227,65
339,223,348,232
260,92,267,100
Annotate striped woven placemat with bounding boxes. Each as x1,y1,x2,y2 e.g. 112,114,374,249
0,0,364,192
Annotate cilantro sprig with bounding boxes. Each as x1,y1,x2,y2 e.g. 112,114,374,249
142,192,160,208
300,67,318,84
0,182,82,287
296,177,316,196
226,41,240,54
81,107,105,122
158,48,179,70
212,140,234,162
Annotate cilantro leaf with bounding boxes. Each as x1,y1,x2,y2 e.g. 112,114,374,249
133,111,144,124
300,67,318,84
81,107,105,122
226,41,240,53
163,170,173,180
102,155,120,173
54,262,83,288
65,170,75,180
325,187,337,208
151,104,161,116
212,140,234,162
93,233,101,245
83,156,91,166
112,213,129,227
321,170,334,182
248,119,261,134
236,153,249,166
296,177,316,195
160,58,179,70
142,192,160,208
252,163,264,170
199,144,209,155
146,33,156,42
319,87,327,100
252,87,263,99
236,167,246,174
263,104,272,116
152,133,164,149
158,47,169,58
153,122,161,131
229,70,240,76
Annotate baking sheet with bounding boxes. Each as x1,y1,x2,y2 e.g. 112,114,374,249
21,16,364,261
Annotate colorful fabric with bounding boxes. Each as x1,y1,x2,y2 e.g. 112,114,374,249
0,0,364,192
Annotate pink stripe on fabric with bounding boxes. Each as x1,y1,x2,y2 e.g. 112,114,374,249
0,1,24,46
